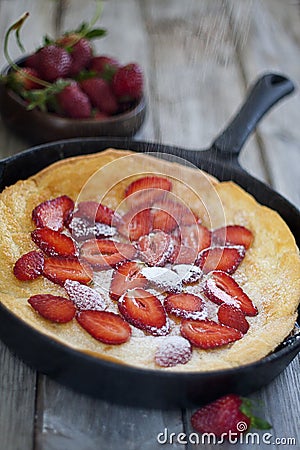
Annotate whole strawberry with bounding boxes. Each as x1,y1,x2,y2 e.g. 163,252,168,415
58,34,93,76
36,45,72,82
191,394,271,438
112,63,143,101
80,77,118,115
10,67,42,90
89,55,120,80
57,81,91,119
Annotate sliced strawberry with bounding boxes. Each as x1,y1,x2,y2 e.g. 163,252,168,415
212,225,254,249
197,245,245,274
138,231,174,267
118,288,169,336
64,279,106,311
153,199,198,228
125,176,172,199
77,310,131,344
180,319,243,349
13,251,44,281
165,293,206,320
32,195,74,231
172,264,202,284
217,303,249,334
110,261,147,300
31,228,77,257
68,217,116,241
75,201,120,226
28,294,76,323
80,239,136,270
140,266,182,293
43,256,93,286
152,209,177,233
117,208,153,241
169,244,198,265
155,336,192,367
203,271,258,316
180,224,211,252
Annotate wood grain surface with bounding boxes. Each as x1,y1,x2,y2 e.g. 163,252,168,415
0,1,299,449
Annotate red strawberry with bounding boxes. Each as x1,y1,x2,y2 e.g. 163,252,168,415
152,209,177,233
80,239,136,270
138,231,174,267
180,319,243,349
32,195,74,232
110,261,147,301
179,223,211,252
112,63,143,100
11,67,42,90
58,35,92,76
118,288,169,336
155,336,192,367
77,310,131,344
117,208,153,241
212,225,254,249
75,201,120,226
80,78,118,115
94,110,109,120
28,294,76,323
125,176,172,201
89,55,120,79
164,293,205,320
218,304,249,334
68,217,116,241
168,244,198,265
64,279,106,311
31,228,77,257
191,394,250,437
43,256,93,286
36,45,72,81
203,271,258,316
13,250,44,281
153,200,198,228
197,246,245,274
25,53,39,70
57,80,92,119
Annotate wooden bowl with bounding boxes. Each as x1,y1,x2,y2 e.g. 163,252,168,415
0,59,147,145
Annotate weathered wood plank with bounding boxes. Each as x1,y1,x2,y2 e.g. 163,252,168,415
0,341,36,450
35,377,184,450
228,0,300,208
141,0,268,182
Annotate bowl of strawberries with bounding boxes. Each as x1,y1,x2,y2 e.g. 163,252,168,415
0,11,146,145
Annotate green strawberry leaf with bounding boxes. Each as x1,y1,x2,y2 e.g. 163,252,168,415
250,416,272,430
240,397,272,431
43,35,54,46
75,70,97,82
84,28,107,39
22,79,70,112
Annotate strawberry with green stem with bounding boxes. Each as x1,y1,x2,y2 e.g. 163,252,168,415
191,394,272,438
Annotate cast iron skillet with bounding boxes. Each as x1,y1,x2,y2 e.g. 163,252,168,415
0,73,299,408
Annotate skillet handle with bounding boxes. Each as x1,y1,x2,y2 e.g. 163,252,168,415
212,73,295,156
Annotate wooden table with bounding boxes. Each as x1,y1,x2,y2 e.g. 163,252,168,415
0,1,299,449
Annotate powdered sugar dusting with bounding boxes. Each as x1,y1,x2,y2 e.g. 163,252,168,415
141,267,182,293
155,336,192,367
64,279,106,311
172,264,203,284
